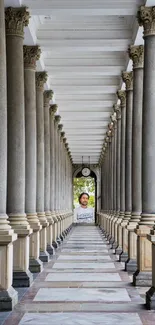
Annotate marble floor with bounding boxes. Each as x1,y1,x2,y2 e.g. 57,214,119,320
1,225,155,325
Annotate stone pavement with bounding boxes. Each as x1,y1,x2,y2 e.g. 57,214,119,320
1,225,155,325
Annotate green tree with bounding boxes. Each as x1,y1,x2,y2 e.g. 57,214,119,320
73,177,95,208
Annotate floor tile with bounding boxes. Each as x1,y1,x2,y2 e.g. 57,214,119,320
53,262,115,269
45,272,121,282
33,288,131,302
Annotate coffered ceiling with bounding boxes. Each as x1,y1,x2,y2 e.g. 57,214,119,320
5,0,150,164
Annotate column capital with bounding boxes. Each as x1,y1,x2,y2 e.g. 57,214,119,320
113,104,121,120
50,104,58,117
23,45,41,69
63,137,67,144
36,71,48,90
5,7,30,37
117,90,126,107
61,131,65,139
58,124,63,132
137,6,155,37
122,71,133,90
128,45,144,69
55,115,61,125
44,90,54,105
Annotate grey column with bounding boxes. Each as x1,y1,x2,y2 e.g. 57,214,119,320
36,71,49,262
44,90,54,255
0,1,17,309
44,90,53,219
24,45,43,273
5,7,32,287
54,115,61,213
122,71,133,221
126,45,144,273
114,105,121,248
115,90,126,255
135,6,155,290
50,104,57,214
49,104,58,247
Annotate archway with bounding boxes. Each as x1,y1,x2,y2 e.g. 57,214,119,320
73,169,97,223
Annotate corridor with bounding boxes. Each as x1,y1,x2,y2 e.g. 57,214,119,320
1,225,155,325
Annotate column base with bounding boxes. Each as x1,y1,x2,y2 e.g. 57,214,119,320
13,270,33,287
111,242,118,249
57,236,62,244
146,286,155,310
115,246,123,255
109,237,115,244
119,251,128,262
60,234,64,241
52,240,58,249
47,244,55,255
133,270,152,287
29,258,43,273
0,286,18,311
125,258,137,273
39,251,50,263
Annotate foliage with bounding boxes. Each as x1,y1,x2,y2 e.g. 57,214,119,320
73,177,95,208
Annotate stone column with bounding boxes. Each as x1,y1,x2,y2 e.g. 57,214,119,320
61,132,66,235
36,71,49,262
49,104,58,248
44,90,55,255
115,90,126,255
111,111,118,248
119,71,133,262
0,1,18,310
5,7,33,287
58,124,63,240
134,6,155,288
24,45,43,273
125,45,144,273
54,115,61,242
113,105,121,249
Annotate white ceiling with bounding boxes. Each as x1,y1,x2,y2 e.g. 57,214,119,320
5,0,151,164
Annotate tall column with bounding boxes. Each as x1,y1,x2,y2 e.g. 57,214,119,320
119,72,133,262
36,71,49,262
126,45,144,273
44,90,55,255
113,105,121,249
5,7,33,287
115,90,126,255
58,124,63,240
54,115,61,242
111,111,118,248
134,6,155,288
0,1,17,310
49,104,58,248
24,45,43,273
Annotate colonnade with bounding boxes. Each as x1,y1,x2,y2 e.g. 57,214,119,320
0,3,73,310
98,5,155,310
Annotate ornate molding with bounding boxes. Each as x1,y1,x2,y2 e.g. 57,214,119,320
55,115,61,125
44,90,54,105
61,131,65,139
128,45,144,69
113,104,121,120
36,71,48,90
58,124,63,132
50,104,58,117
23,46,41,69
137,6,155,37
117,90,126,107
122,71,133,90
5,7,30,37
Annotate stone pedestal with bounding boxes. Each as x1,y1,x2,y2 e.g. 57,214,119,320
146,231,155,309
6,7,33,287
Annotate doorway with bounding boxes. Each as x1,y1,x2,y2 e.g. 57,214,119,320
73,170,97,223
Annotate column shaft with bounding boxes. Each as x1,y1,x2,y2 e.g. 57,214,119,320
6,7,32,287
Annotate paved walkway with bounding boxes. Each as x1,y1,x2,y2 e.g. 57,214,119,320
1,225,155,325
